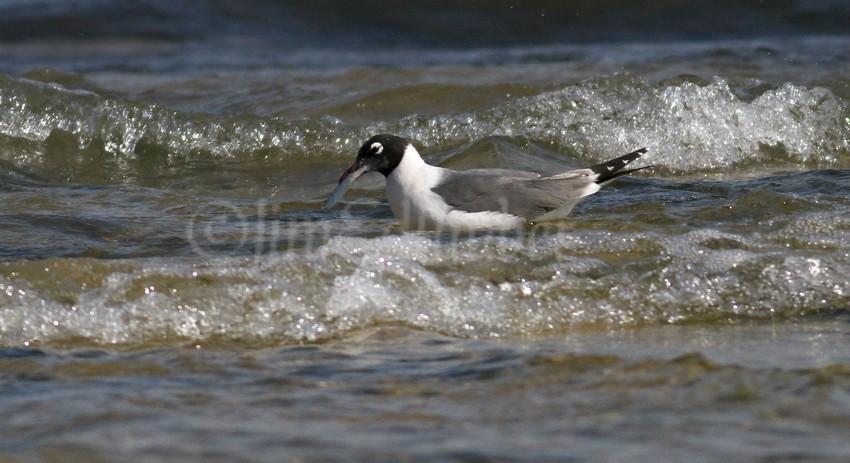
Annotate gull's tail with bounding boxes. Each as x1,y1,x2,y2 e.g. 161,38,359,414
589,148,652,184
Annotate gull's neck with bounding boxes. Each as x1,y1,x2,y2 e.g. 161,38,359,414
388,144,442,185
385,144,449,229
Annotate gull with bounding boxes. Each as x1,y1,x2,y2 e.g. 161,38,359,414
325,134,649,231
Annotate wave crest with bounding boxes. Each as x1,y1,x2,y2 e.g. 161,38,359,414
1,73,848,177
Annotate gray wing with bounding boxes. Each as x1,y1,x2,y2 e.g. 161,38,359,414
432,148,649,220
432,169,598,220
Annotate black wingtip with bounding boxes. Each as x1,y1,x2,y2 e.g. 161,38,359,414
590,148,649,184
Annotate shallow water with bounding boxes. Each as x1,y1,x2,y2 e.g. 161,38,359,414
2,322,850,462
1,1,850,461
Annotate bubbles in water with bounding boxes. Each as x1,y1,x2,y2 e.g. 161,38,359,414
2,218,849,348
390,75,849,172
1,73,846,175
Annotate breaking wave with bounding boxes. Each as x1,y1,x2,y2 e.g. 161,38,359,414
1,73,848,178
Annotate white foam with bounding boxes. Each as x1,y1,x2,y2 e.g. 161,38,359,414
2,73,845,176
387,75,849,173
2,223,849,348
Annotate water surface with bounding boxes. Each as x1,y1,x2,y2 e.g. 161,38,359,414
1,1,850,461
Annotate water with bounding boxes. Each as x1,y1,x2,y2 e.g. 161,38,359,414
1,1,850,461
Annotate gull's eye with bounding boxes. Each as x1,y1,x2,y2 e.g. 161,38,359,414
370,142,383,155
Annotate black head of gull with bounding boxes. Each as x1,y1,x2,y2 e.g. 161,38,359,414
325,134,650,231
344,134,408,178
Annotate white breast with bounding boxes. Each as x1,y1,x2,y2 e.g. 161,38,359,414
385,145,525,231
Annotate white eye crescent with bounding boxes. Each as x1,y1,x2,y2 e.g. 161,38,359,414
370,142,383,155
